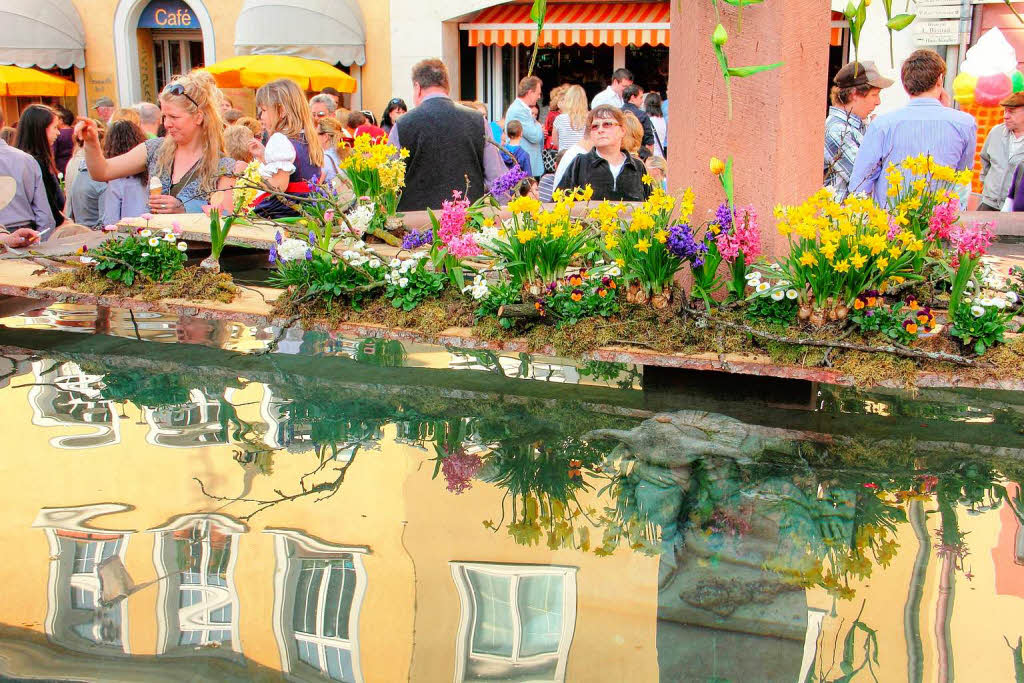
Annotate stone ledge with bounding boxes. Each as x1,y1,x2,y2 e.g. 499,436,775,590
0,259,1019,392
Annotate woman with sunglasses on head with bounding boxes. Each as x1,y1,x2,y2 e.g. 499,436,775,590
555,105,650,202
381,98,407,134
248,78,323,219
77,70,236,214
16,105,65,233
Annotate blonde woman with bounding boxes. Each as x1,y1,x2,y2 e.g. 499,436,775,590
249,78,324,218
622,112,644,156
551,85,588,151
316,116,344,184
76,70,235,213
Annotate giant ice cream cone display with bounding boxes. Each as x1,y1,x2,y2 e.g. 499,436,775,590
953,28,1023,193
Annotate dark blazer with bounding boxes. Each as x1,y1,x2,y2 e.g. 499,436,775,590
555,149,651,202
395,96,486,211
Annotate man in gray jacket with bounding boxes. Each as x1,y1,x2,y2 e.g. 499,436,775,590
978,92,1024,210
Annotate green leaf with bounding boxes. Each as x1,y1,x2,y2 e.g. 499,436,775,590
844,0,857,18
886,13,915,31
530,0,547,26
720,0,764,5
727,62,784,78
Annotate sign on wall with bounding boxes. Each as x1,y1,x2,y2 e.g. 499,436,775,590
138,0,197,29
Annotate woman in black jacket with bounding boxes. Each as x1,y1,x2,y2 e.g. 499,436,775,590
555,105,651,202
16,105,65,229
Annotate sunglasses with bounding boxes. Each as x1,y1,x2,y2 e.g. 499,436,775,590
163,83,201,110
312,111,329,118
590,121,619,131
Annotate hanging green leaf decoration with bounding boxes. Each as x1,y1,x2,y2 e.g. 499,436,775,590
712,23,783,119
528,0,548,76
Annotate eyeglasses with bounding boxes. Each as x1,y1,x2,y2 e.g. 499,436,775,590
163,83,201,110
590,121,619,131
312,111,329,118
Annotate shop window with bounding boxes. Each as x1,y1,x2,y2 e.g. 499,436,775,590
451,563,577,682
516,46,614,106
267,530,369,683
625,46,670,98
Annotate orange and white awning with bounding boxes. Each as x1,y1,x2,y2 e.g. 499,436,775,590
461,2,670,48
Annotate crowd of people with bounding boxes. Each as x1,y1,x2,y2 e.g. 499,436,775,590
6,46,1022,251
824,48,1022,213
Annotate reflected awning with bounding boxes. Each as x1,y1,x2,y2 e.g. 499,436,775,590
0,65,79,96
234,0,366,67
0,0,86,69
461,2,670,48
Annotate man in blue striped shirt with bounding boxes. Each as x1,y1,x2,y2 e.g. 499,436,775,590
849,50,977,203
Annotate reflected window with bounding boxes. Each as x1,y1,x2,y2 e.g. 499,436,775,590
144,389,231,449
40,527,131,655
268,530,368,682
451,563,577,682
29,361,120,449
151,516,244,657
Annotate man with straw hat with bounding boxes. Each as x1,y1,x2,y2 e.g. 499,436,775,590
978,91,1024,210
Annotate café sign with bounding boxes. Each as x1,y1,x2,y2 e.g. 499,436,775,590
138,0,197,29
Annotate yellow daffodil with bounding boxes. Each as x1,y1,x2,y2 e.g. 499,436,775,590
850,252,868,269
642,174,654,186
875,256,889,270
508,196,541,216
654,229,668,244
798,251,817,267
636,237,652,253
604,234,620,250
834,259,851,273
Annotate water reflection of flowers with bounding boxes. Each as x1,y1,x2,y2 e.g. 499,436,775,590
441,449,483,494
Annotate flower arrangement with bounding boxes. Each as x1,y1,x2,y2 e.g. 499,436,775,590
479,187,594,293
426,190,484,289
744,270,799,326
599,183,694,307
771,190,923,323
849,293,937,343
340,133,408,218
384,252,444,311
89,223,189,286
536,268,620,326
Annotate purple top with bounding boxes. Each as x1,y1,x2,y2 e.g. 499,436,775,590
0,139,56,234
255,135,321,219
1006,165,1024,212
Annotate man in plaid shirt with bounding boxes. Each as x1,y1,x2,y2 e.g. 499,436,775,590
825,61,893,200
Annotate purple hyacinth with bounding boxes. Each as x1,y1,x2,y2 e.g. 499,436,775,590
309,230,316,244
666,224,708,266
401,229,433,250
714,202,734,232
305,248,313,260
275,231,283,245
268,244,278,263
489,165,529,199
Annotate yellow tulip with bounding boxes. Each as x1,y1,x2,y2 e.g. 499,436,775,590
710,157,726,176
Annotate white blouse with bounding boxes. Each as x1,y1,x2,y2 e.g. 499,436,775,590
259,132,297,179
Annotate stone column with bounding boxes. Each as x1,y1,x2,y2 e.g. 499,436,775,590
667,1,831,256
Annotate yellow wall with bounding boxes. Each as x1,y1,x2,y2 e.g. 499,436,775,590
0,373,659,679
68,0,391,118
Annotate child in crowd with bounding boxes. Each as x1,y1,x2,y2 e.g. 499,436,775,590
235,116,263,139
518,176,539,200
223,124,255,163
502,120,532,176
250,78,324,218
644,156,668,191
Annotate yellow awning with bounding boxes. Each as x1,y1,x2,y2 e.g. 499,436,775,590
203,55,357,93
0,65,78,96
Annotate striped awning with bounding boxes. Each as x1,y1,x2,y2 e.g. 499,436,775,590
460,2,670,48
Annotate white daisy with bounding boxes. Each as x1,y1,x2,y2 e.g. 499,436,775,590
756,282,770,293
177,242,188,251
971,305,985,318
148,237,160,247
771,289,785,301
786,289,799,300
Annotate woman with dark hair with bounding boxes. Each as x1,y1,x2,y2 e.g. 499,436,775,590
16,104,65,231
381,98,407,134
101,120,149,225
644,92,667,158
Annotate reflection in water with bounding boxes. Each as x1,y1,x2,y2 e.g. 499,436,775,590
0,318,1023,680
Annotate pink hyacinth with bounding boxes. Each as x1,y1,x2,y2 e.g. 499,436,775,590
439,191,471,244
927,197,959,242
442,450,483,494
716,205,762,263
447,233,481,258
948,220,994,266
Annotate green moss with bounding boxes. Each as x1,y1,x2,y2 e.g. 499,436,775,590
42,265,236,304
